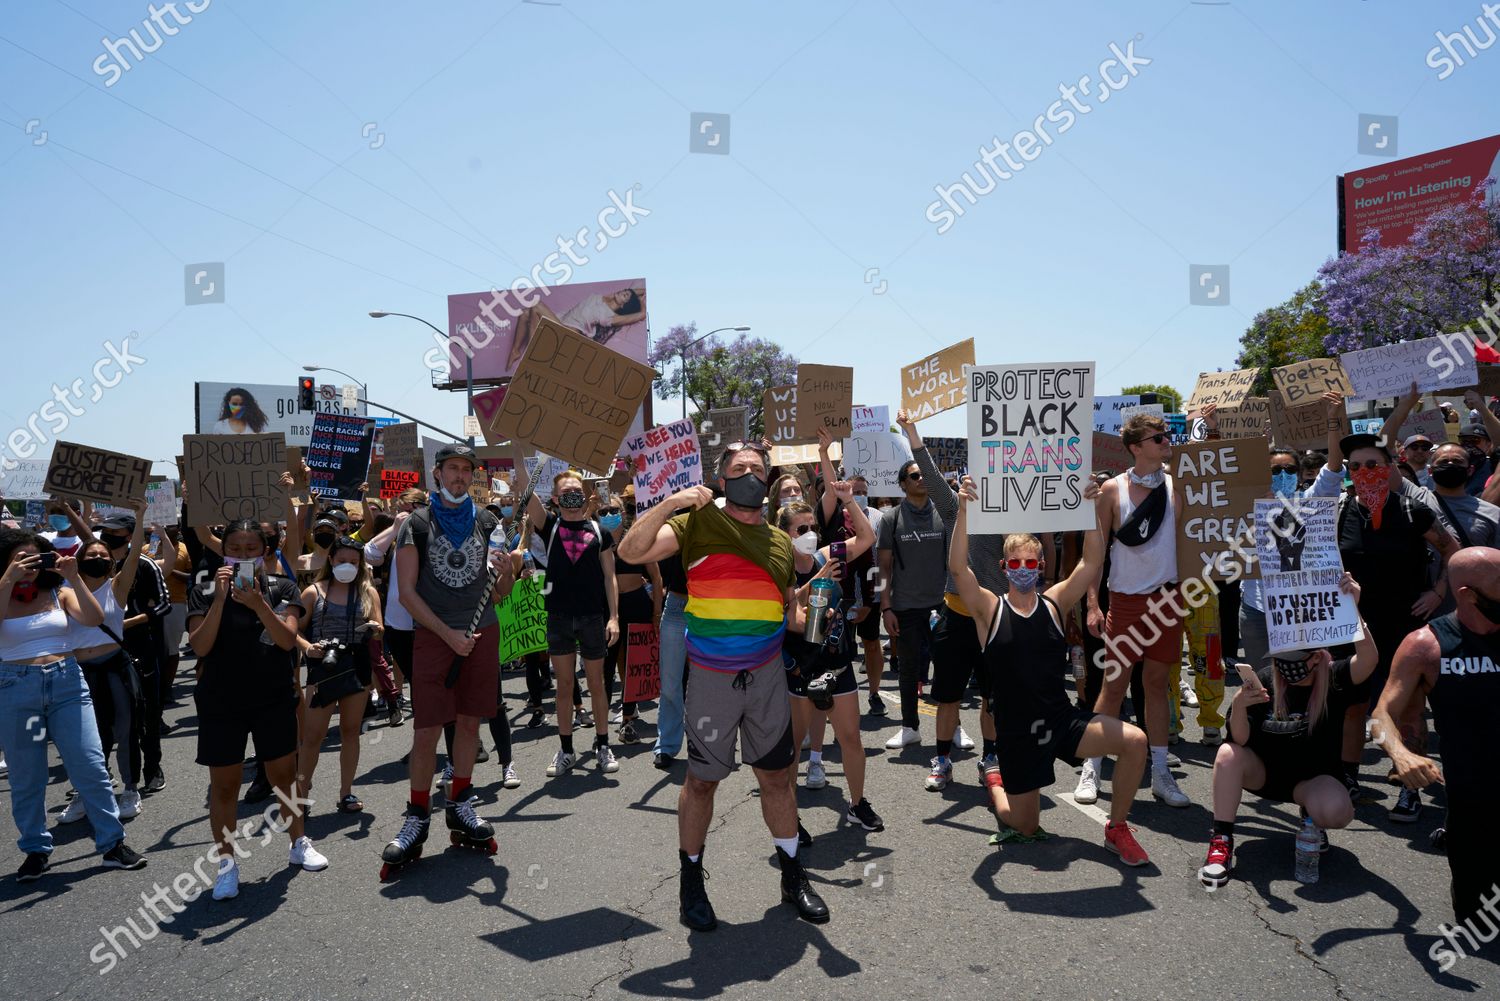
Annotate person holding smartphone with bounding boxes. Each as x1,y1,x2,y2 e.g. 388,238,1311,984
1198,573,1375,889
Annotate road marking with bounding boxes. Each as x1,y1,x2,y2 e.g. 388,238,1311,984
1056,791,1110,826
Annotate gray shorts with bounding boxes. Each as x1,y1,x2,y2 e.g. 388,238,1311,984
684,660,795,783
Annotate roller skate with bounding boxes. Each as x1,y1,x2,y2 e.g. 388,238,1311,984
446,796,498,855
380,804,429,880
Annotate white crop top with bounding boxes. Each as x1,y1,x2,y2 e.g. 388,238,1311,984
68,579,126,652
0,592,73,662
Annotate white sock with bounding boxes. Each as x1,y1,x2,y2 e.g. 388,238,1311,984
687,853,700,863
808,751,823,764
773,836,799,859
1150,745,1168,771
1086,756,1102,775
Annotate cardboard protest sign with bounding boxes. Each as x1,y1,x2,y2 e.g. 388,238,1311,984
1174,438,1269,581
1254,497,1340,575
381,423,421,473
496,573,548,661
698,406,748,475
1092,395,1140,435
762,385,799,445
1341,340,1478,401
1262,567,1364,655
966,362,1094,534
1396,408,1448,445
851,405,889,434
625,419,703,513
468,470,492,506
0,459,50,500
492,316,654,473
182,434,289,529
471,387,508,446
623,622,661,702
1218,397,1270,439
1091,432,1132,476
1187,369,1258,412
44,441,151,507
1268,390,1337,451
924,437,968,476
839,432,914,497
306,413,375,501
1469,365,1500,397
902,338,973,420
795,365,854,441
1271,357,1354,408
143,480,178,526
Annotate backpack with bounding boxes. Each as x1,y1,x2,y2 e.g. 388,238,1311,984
406,506,499,566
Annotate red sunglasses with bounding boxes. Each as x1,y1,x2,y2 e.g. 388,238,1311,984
1004,558,1041,570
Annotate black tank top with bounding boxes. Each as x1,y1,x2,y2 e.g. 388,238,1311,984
983,594,1073,735
1427,612,1500,806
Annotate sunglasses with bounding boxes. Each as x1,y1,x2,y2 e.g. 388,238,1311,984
901,470,923,482
1270,464,1298,476
1004,558,1041,570
1405,442,1432,451
793,524,817,536
724,440,770,458
1347,459,1387,470
599,507,621,516
1131,433,1169,446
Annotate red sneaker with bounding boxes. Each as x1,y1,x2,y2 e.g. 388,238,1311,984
1198,834,1232,889
1104,821,1150,867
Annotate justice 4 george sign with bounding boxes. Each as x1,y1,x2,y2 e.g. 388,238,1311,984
966,362,1094,534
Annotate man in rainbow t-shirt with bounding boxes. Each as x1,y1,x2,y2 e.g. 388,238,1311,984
618,440,830,932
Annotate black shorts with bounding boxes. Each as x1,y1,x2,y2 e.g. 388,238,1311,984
931,604,988,704
1247,767,1330,805
996,708,1093,795
196,697,299,768
548,612,608,660
855,606,881,642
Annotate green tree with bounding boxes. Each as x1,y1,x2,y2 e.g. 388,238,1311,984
1234,281,1331,395
649,323,798,435
1120,383,1183,413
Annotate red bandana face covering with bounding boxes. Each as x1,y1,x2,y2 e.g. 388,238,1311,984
1350,467,1390,529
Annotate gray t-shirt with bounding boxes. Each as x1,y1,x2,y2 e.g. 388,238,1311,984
877,499,948,611
396,506,500,631
910,444,1006,601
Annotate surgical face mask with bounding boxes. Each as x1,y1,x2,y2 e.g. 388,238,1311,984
501,505,514,518
558,490,586,510
723,472,768,509
80,557,112,578
48,515,70,532
1431,462,1470,488
331,562,359,584
439,487,468,505
1270,471,1298,498
792,531,819,556
599,513,623,532
1005,566,1042,592
853,494,868,510
313,531,336,550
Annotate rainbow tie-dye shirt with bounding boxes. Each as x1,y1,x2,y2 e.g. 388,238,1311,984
668,503,794,673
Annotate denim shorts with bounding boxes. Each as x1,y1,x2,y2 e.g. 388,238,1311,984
547,612,608,660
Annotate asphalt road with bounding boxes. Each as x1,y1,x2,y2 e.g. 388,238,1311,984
1,655,1491,1001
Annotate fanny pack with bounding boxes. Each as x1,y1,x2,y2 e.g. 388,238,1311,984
1116,483,1167,548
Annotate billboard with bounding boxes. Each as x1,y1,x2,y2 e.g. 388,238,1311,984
195,382,367,449
1340,134,1500,250
446,278,648,383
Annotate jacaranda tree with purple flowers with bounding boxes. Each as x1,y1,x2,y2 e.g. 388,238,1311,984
649,322,798,435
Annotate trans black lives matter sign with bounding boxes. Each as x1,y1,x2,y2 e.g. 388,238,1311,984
307,413,375,500
966,362,1094,533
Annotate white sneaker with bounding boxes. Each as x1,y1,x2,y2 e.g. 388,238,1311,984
290,835,328,871
1166,752,1181,768
117,790,142,820
1074,761,1099,804
608,707,625,725
0,755,7,777
884,727,920,750
596,745,619,773
1201,727,1222,745
1152,767,1191,808
212,857,240,900
952,725,975,752
502,763,521,789
805,760,827,789
1179,679,1199,708
546,751,576,777
59,796,88,824
924,756,952,791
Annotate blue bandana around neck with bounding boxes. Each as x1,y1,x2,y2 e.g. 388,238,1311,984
430,495,477,549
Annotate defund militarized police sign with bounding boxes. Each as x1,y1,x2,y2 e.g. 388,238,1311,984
966,362,1094,534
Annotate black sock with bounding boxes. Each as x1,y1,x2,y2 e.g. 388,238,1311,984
595,733,609,749
982,737,997,757
1212,819,1236,839
936,739,953,758
1342,761,1359,781
561,735,574,755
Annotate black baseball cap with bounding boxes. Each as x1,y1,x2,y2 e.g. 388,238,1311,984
1338,432,1388,459
1461,423,1491,440
433,442,479,467
98,513,136,534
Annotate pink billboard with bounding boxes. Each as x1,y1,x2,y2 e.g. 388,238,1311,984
447,278,648,382
1340,134,1500,250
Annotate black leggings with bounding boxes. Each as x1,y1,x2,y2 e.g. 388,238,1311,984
603,588,654,717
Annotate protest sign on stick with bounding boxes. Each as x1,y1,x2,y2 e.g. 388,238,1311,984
623,622,661,702
966,362,1094,533
1173,438,1269,581
1262,567,1364,655
902,338,974,420
1187,369,1258,412
795,365,854,441
625,419,703,513
183,434,289,528
1271,358,1354,408
493,316,655,473
839,432,914,497
1341,341,1478,401
44,441,151,507
307,413,375,501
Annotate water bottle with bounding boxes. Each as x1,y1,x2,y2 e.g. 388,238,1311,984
488,524,509,572
1069,644,1085,685
805,579,834,644
1294,817,1320,884
522,550,535,573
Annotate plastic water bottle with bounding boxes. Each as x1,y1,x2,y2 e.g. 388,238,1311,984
522,550,535,573
1069,644,1085,685
1294,817,1321,884
488,524,509,571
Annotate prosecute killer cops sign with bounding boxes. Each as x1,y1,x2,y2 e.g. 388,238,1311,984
966,362,1094,534
624,419,702,513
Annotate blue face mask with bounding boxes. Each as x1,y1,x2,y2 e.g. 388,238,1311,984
1005,566,1043,592
501,506,514,518
1271,471,1299,498
599,513,623,533
48,515,70,532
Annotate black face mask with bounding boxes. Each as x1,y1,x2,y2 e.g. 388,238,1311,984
313,532,336,549
1472,589,1500,626
1465,446,1488,470
723,472,768,509
1431,463,1471,488
80,557,112,578
558,491,586,510
1274,656,1313,684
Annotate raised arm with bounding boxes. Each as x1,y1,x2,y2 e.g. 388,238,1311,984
1378,383,1419,452
1084,476,1116,637
899,408,958,524
829,480,876,561
1324,390,1349,472
617,486,710,564
1047,481,1106,612
1371,627,1443,791
815,427,839,524
949,476,997,638
112,499,149,609
1465,389,1500,444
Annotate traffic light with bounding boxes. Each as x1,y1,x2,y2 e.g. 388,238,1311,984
298,377,316,411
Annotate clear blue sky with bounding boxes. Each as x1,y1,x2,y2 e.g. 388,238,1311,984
1,0,1495,472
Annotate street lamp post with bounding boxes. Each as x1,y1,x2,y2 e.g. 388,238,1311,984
301,364,366,413
302,363,465,444
680,325,750,420
369,311,476,446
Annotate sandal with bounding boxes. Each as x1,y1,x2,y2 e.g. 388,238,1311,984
337,794,364,813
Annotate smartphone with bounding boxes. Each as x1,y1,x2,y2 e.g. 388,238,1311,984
594,480,609,503
830,541,846,563
1233,662,1262,692
235,560,255,588
37,552,57,570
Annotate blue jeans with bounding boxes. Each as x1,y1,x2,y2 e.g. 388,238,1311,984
0,658,124,855
653,593,689,756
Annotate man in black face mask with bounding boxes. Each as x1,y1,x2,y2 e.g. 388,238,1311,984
1401,442,1500,555
1374,547,1500,939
